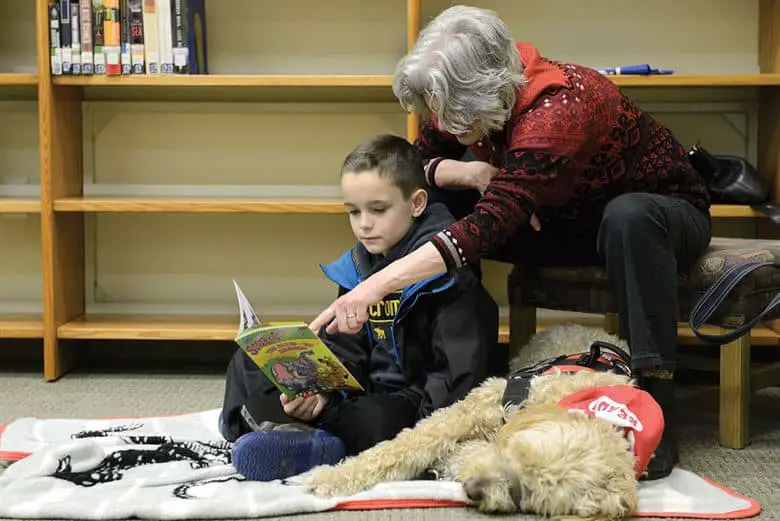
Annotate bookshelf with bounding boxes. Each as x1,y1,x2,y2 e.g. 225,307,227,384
0,0,42,342
0,0,775,380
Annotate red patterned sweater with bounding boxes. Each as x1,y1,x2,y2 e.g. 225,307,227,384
421,42,711,272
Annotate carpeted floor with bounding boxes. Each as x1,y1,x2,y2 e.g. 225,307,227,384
1,368,777,520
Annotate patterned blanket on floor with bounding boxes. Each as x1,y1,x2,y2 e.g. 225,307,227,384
0,409,761,520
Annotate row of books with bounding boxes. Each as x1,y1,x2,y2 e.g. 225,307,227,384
48,0,208,76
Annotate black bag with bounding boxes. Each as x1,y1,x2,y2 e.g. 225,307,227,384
688,144,770,205
688,259,780,344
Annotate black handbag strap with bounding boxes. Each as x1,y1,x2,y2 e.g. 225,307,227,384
688,259,780,344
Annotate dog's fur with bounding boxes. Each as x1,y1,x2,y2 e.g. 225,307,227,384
304,325,643,520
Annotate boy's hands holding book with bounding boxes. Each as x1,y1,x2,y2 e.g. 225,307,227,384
281,393,330,421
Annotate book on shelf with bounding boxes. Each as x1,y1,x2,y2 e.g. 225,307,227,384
79,0,94,74
120,0,132,74
232,280,364,400
142,0,159,73
128,0,145,73
92,0,106,74
47,0,207,76
104,0,121,75
59,0,72,74
48,3,63,76
157,0,174,74
71,1,82,75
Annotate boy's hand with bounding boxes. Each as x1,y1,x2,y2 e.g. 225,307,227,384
280,393,329,421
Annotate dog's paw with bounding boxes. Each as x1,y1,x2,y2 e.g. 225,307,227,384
303,464,372,498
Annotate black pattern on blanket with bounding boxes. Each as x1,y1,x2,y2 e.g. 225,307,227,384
53,436,232,487
70,423,145,439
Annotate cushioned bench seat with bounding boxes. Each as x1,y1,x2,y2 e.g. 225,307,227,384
507,237,780,450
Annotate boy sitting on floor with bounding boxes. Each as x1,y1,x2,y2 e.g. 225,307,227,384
219,134,501,481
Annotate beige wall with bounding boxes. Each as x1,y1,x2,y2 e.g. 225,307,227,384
0,0,36,73
0,0,763,319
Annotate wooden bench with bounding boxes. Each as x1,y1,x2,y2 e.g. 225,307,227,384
507,237,780,450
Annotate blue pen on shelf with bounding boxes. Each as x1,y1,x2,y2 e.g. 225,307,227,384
597,64,674,75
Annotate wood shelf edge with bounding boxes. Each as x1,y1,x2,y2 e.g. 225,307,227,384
0,73,38,86
611,73,780,87
58,314,239,340
47,73,780,89
49,199,765,218
53,196,347,213
0,315,45,339
0,198,42,213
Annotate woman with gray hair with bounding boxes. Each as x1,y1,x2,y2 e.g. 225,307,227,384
310,5,712,481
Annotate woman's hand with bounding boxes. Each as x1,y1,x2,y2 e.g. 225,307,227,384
466,161,499,194
466,161,542,231
281,393,329,422
309,278,386,335
465,161,541,231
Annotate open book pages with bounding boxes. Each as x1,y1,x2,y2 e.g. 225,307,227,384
233,279,262,333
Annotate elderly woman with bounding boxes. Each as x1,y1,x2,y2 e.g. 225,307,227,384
310,5,711,479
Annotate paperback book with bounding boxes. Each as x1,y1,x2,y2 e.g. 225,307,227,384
232,280,364,399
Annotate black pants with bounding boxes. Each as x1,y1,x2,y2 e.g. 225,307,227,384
428,187,712,371
219,349,419,456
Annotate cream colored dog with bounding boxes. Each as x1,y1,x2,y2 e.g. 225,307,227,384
304,325,663,520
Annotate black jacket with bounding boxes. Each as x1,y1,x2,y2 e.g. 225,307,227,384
318,203,500,420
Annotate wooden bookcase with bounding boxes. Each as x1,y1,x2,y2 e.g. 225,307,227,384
2,0,780,380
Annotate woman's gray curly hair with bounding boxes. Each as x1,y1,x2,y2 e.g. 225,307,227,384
392,5,525,136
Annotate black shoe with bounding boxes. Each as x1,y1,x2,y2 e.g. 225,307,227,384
638,369,680,481
643,429,679,480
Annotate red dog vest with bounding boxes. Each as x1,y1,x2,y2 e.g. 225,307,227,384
558,385,664,477
502,341,664,478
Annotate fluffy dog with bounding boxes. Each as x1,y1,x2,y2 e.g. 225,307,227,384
304,325,664,520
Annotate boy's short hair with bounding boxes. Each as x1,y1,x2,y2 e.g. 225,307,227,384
341,134,426,199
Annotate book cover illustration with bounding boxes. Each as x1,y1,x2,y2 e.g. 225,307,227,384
232,280,364,399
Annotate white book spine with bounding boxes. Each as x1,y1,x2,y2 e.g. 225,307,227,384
156,0,173,74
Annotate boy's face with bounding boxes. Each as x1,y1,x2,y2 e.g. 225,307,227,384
341,169,427,256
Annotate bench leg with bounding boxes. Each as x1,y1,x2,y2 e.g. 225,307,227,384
604,313,621,336
509,305,537,361
719,330,751,449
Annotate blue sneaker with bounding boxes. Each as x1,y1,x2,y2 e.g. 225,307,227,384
232,427,345,481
